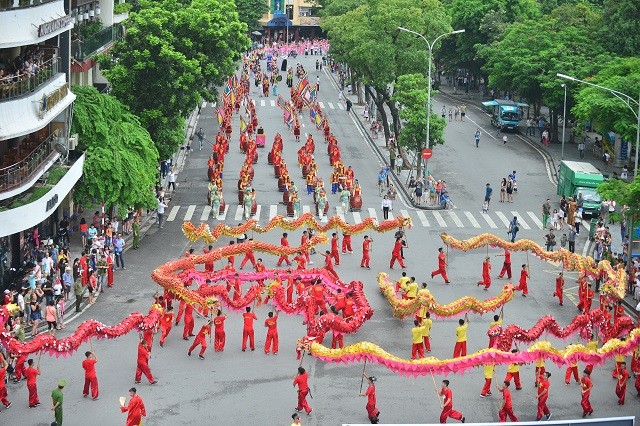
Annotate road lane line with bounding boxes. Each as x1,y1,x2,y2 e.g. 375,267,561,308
352,212,362,224
464,211,481,228
200,206,211,221
495,212,511,228
416,211,430,227
234,205,244,221
511,211,530,229
338,103,344,110
166,206,180,222
449,211,464,227
270,100,275,107
527,212,544,229
328,102,335,109
368,208,378,222
217,204,229,220
269,205,278,220
432,211,447,227
303,205,310,215
318,102,325,109
260,100,265,107
480,212,498,228
254,204,261,220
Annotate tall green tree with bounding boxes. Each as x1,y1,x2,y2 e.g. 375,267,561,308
572,57,640,145
598,0,640,57
235,0,269,30
100,0,249,158
71,86,159,212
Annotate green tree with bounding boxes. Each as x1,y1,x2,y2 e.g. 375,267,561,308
71,86,159,212
392,74,446,176
572,57,640,145
235,0,269,30
598,0,640,57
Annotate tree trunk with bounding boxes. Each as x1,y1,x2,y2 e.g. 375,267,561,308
551,108,559,144
356,80,364,105
367,86,389,144
385,97,401,137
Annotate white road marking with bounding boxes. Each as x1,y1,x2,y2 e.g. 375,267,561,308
511,211,530,229
368,208,378,223
338,103,344,110
416,211,430,227
527,212,544,229
318,102,325,109
270,100,275,107
495,211,511,228
464,211,481,228
387,211,394,221
260,100,265,107
234,205,244,221
269,205,278,220
166,206,180,222
200,206,211,221
254,204,261,219
180,205,193,221
449,211,464,227
353,212,362,224
217,204,229,220
432,211,447,227
479,212,498,228
303,205,310,215
328,102,335,109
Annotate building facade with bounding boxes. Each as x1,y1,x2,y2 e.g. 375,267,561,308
0,0,82,284
260,0,323,42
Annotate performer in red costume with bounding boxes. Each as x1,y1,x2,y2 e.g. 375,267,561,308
580,369,593,417
277,233,292,267
322,250,339,280
389,237,406,269
361,235,372,269
134,338,157,385
311,279,328,314
431,247,450,283
188,320,212,359
120,387,146,426
359,375,380,423
25,358,40,407
439,380,465,423
241,306,257,351
516,264,529,296
553,272,564,306
293,366,312,415
82,351,99,399
330,233,340,265
476,257,492,290
159,306,173,347
536,371,552,421
264,311,279,354
213,310,227,351
182,304,195,339
496,249,512,279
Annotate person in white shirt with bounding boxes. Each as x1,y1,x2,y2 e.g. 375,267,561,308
381,195,393,220
53,280,63,297
157,197,168,229
168,169,177,192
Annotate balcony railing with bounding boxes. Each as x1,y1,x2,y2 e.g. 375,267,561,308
0,133,59,194
0,57,60,101
72,25,120,62
0,0,58,11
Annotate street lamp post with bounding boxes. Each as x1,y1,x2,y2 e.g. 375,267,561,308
398,27,464,180
557,73,640,178
561,83,567,160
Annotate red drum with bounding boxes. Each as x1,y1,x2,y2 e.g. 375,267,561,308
237,190,244,205
286,201,294,217
315,201,329,216
274,164,281,178
350,194,362,212
207,167,214,181
219,199,226,216
283,190,289,204
302,164,309,178
268,151,274,165
278,177,286,191
251,199,257,215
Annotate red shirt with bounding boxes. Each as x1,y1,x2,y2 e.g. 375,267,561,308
242,312,257,330
293,371,309,391
617,368,629,387
312,284,324,300
25,366,39,385
537,378,549,397
331,236,338,251
137,343,150,363
196,324,211,339
161,312,173,329
301,235,308,246
393,241,403,255
366,383,376,406
344,299,355,317
363,240,371,253
213,316,226,332
255,263,265,273
0,367,6,389
519,270,528,285
440,387,453,407
501,387,513,409
504,250,511,263
82,358,97,379
581,376,592,394
324,254,333,268
281,237,289,247
265,317,278,333
335,294,346,310
438,252,446,267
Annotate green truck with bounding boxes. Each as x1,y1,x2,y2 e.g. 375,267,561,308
556,161,604,217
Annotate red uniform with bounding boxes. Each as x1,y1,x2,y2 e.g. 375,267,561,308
565,364,579,384
242,311,257,351
498,386,518,422
203,248,214,272
477,261,491,289
390,240,406,269
213,315,227,351
323,253,338,279
293,371,312,414
182,304,195,339
361,239,372,268
330,235,340,265
240,250,257,269
439,387,463,423
583,289,594,313
159,311,173,346
554,276,564,305
536,377,550,420
517,269,529,295
121,394,146,426
431,252,449,282
176,299,186,325
0,367,10,407
498,250,512,279
301,234,310,263
581,376,593,415
82,358,99,399
577,278,587,311
331,329,344,348
343,298,355,319
264,316,279,354
106,255,114,287
342,234,353,253
616,368,629,405
188,324,211,357
293,254,307,271
312,284,328,314
13,354,26,381
135,343,155,383
335,293,346,312
277,237,291,266
142,328,154,352
25,366,40,407
365,383,379,421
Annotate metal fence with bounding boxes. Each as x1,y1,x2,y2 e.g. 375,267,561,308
0,57,60,101
0,133,58,193
71,25,119,62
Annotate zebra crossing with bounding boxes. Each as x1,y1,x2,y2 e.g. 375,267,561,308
165,204,549,231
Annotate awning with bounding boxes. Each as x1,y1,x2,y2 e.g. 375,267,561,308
0,1,74,49
267,14,293,27
0,74,76,141
481,100,499,107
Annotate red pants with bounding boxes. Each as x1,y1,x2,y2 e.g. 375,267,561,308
412,343,424,359
581,392,592,414
423,336,431,352
325,265,339,280
432,267,449,282
518,282,528,295
554,287,564,305
83,377,99,398
27,383,39,406
286,285,294,304
366,402,379,421
498,263,511,279
160,326,171,346
453,341,467,358
565,366,579,383
616,384,626,404
183,318,194,338
342,240,352,253
361,254,370,268
481,378,492,396
314,298,328,314
0,386,9,406
188,337,208,356
264,331,278,354
499,407,518,422
135,362,155,383
214,331,226,351
440,405,463,423
612,361,624,378
331,249,340,265
242,328,255,350
536,396,550,419
14,363,25,381
478,275,491,289
390,253,405,268
240,254,256,269
297,389,312,414
175,301,185,324
277,255,291,266
505,371,521,389
331,333,344,349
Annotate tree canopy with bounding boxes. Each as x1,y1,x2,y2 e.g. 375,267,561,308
235,0,269,30
71,86,159,211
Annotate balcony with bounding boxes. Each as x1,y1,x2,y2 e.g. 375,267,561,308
72,24,121,62
0,0,74,49
0,57,60,102
0,0,58,11
0,132,60,199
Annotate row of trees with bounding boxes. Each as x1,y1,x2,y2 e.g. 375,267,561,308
72,0,256,211
321,0,640,174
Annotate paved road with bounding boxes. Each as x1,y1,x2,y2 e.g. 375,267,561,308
3,54,638,426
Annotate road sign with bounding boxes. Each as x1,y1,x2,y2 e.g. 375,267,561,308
421,148,433,160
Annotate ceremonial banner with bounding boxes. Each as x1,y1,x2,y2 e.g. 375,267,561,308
239,115,247,133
